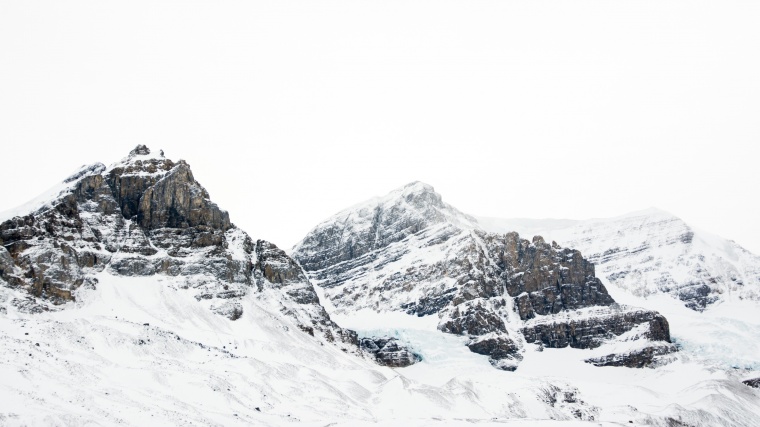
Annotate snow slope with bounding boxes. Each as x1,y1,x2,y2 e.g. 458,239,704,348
2,274,759,426
329,296,760,426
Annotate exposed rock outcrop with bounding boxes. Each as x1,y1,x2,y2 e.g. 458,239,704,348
0,245,18,285
521,308,671,349
467,334,522,371
360,336,420,367
585,343,677,368
477,209,760,311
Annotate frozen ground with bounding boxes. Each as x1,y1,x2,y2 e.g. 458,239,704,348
1,273,759,426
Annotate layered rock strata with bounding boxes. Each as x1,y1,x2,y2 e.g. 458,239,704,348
293,182,673,370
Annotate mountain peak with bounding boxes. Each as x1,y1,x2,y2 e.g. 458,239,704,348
129,144,151,156
383,181,444,210
107,145,176,179
357,181,476,230
376,181,439,206
121,144,167,164
293,181,477,271
399,180,435,193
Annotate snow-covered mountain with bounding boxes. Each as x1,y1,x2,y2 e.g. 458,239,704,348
0,145,354,347
478,208,760,310
293,182,674,371
3,165,760,426
291,181,760,425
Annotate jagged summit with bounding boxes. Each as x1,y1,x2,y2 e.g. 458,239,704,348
129,144,152,156
109,145,176,176
293,181,478,272
107,147,230,232
367,181,451,216
125,144,166,160
393,180,437,197
334,181,450,217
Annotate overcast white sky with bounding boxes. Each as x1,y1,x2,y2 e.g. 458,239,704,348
1,0,759,253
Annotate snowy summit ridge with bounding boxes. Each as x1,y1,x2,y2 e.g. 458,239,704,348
294,180,478,273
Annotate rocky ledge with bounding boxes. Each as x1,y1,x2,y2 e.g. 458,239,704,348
520,306,671,349
585,344,677,368
360,336,421,367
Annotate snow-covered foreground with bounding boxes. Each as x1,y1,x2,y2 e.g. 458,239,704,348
604,281,760,372
1,274,759,426
333,297,760,426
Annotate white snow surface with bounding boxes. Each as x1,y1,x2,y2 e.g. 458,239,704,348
2,276,760,426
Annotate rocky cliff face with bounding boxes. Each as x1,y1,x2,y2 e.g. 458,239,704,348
478,209,760,311
0,146,355,349
292,182,674,370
